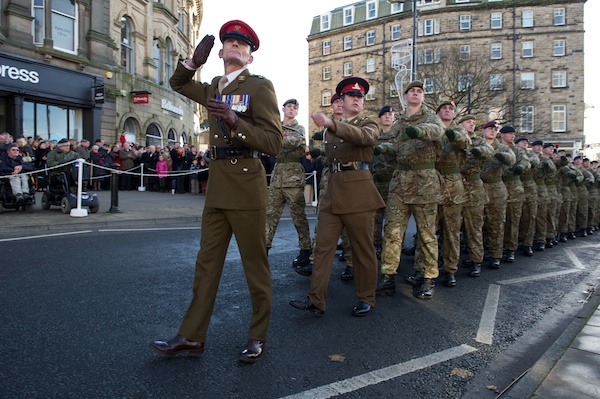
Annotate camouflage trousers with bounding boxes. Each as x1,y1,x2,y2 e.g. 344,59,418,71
437,203,463,273
576,193,589,231
504,200,524,251
519,195,538,247
381,196,439,279
558,200,571,234
569,194,579,232
265,186,311,250
373,181,390,248
463,204,485,264
484,182,508,259
588,193,598,229
546,198,559,239
534,200,548,243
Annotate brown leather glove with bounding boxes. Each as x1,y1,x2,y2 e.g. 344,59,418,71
191,35,215,68
206,98,239,129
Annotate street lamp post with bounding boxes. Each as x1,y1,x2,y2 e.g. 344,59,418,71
388,0,418,81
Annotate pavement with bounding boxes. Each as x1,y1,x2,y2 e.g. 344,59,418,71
1,187,599,398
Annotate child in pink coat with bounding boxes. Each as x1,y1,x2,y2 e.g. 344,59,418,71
155,155,169,192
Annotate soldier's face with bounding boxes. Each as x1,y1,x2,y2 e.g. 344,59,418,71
459,120,475,133
500,132,515,144
483,127,498,140
516,140,528,149
342,94,364,116
219,39,253,67
283,103,299,118
532,145,542,154
404,87,424,106
379,111,395,128
331,99,344,117
437,105,455,122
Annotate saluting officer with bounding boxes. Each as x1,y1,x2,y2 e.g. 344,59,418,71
150,20,282,363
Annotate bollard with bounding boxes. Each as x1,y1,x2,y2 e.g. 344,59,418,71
138,162,146,191
70,158,88,217
108,171,122,213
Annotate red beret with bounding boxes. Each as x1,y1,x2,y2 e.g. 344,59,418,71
336,77,369,97
330,93,341,103
482,120,499,130
219,20,259,52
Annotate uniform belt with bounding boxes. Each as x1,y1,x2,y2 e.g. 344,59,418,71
397,162,435,171
438,166,460,175
520,175,534,181
330,161,370,173
208,145,257,160
275,157,301,163
502,175,520,182
483,177,502,184
464,172,481,182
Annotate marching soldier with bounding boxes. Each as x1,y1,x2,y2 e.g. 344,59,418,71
515,137,539,256
459,115,493,277
546,145,567,245
574,155,592,237
290,77,384,317
556,149,577,242
265,99,312,267
531,140,553,251
583,158,598,235
375,81,444,300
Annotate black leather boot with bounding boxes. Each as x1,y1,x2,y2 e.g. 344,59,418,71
545,238,554,248
468,263,481,277
292,249,312,267
414,278,435,300
523,246,534,256
568,231,577,240
375,274,396,296
404,271,424,286
340,265,353,281
503,250,515,263
559,233,568,243
488,258,501,269
534,242,545,251
442,272,456,287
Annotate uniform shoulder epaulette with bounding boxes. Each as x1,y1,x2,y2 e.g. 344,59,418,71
250,74,265,79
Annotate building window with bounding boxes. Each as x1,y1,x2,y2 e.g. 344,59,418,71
521,72,535,89
417,0,440,5
343,6,354,26
459,15,471,31
553,8,565,26
120,16,135,74
366,1,377,20
520,106,535,133
391,3,403,13
153,38,161,84
23,101,83,142
45,0,77,53
322,66,331,80
418,48,441,65
344,35,352,51
460,45,471,60
343,62,352,77
145,122,162,147
321,91,332,107
365,88,375,101
418,18,440,36
322,40,331,55
553,39,566,56
320,13,331,31
391,52,401,69
522,41,534,58
33,0,44,45
366,58,375,73
458,75,472,92
390,83,399,98
424,78,436,94
522,10,534,28
491,12,502,29
391,24,401,41
489,74,504,91
552,70,567,88
552,105,566,132
491,43,502,59
366,30,375,46
164,38,173,83
456,0,470,3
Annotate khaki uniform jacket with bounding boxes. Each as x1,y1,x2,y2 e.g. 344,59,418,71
461,134,493,207
436,123,470,205
170,63,282,210
319,112,385,214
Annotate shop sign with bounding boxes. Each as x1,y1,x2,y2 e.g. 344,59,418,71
133,94,149,104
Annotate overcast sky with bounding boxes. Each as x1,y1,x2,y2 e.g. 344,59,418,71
198,1,599,143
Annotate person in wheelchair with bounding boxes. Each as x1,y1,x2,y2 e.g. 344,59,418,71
0,143,34,202
46,138,82,192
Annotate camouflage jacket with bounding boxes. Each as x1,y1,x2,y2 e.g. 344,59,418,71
381,106,445,204
371,128,398,183
270,119,306,188
436,123,471,205
461,133,493,207
480,139,516,184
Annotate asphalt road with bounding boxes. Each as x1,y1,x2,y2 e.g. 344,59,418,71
1,219,598,398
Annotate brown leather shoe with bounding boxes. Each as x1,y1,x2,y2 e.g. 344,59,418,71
238,339,265,363
149,335,205,356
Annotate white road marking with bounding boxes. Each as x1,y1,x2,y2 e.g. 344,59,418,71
475,284,501,345
98,227,200,232
497,269,583,285
0,230,93,242
278,344,478,399
563,248,586,269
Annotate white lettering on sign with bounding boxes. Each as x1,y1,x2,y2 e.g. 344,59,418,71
161,99,184,116
0,64,40,84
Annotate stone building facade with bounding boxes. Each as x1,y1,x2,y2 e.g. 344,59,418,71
0,0,204,148
308,0,586,153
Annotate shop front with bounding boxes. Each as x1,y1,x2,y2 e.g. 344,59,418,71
0,52,103,142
